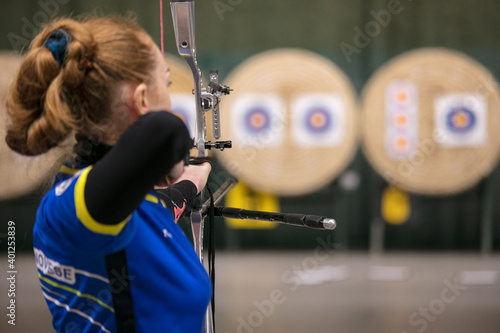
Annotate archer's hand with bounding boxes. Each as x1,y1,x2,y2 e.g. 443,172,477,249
168,162,212,194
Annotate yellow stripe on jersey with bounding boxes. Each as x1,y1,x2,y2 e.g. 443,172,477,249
59,165,81,175
39,274,114,313
74,166,131,236
145,194,167,208
145,194,159,204
41,284,66,299
145,193,166,208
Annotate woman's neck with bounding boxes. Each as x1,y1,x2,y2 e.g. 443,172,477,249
74,134,113,165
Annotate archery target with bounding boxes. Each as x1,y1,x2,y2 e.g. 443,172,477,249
434,94,486,147
165,54,199,139
170,93,196,137
231,94,285,147
291,94,345,147
216,49,359,196
164,53,196,93
361,48,500,195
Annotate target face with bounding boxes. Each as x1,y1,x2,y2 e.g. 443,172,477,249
389,112,414,130
170,93,196,138
446,107,476,133
291,94,345,147
434,94,486,147
305,108,331,133
386,133,416,157
231,94,285,147
385,81,419,159
387,82,417,109
245,108,271,133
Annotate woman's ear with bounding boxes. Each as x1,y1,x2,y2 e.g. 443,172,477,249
132,83,149,116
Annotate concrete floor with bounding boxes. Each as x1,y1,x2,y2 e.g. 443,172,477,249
1,252,499,333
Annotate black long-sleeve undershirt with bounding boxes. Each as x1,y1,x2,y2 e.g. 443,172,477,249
84,111,194,225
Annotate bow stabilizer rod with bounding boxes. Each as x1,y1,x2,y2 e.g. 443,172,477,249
211,207,337,230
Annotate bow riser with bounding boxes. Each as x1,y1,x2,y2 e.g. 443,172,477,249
171,1,207,157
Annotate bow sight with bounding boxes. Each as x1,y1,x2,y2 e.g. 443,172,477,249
202,71,233,151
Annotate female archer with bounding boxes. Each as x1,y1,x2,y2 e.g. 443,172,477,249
5,17,212,332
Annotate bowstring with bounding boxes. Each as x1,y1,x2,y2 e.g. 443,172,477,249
207,185,216,330
160,0,165,56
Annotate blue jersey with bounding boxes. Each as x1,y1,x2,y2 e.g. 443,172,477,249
33,165,212,332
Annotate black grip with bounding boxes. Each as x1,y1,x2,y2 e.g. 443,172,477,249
189,157,213,165
192,192,204,210
213,207,240,219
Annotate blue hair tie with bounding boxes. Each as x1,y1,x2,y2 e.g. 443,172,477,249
42,29,72,66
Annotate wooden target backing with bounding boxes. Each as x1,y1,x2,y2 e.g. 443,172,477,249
216,49,359,196
165,53,195,93
361,48,500,195
165,53,195,128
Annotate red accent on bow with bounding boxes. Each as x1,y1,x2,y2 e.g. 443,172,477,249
174,201,187,222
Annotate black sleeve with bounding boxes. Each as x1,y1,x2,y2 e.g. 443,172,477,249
155,180,197,222
84,111,192,224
